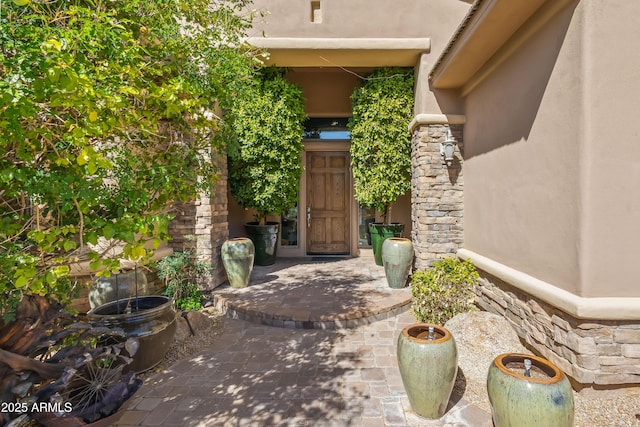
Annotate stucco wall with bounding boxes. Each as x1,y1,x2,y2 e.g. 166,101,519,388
285,68,362,117
249,0,469,43
463,1,640,299
579,1,640,298
463,3,583,295
250,0,470,116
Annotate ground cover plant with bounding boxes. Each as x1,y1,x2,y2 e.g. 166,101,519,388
157,249,210,311
411,257,479,325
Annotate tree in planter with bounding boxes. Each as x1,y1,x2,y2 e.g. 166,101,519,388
226,68,306,265
348,68,414,264
0,0,256,321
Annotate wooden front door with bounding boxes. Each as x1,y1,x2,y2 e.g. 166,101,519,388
306,151,350,254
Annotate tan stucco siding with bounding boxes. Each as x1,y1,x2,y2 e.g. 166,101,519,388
579,1,640,298
250,0,470,114
463,4,584,295
250,0,468,47
285,69,361,117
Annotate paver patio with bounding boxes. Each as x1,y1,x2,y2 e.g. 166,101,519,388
116,255,492,426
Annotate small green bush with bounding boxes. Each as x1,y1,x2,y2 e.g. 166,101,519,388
156,251,210,311
411,257,479,325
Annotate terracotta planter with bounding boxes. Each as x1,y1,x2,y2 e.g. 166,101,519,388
88,296,177,373
381,237,413,288
369,223,404,266
397,324,458,419
221,237,255,288
245,222,280,266
487,353,574,427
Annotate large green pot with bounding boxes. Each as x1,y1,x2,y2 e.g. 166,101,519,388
221,237,255,288
397,324,458,419
244,222,280,266
381,237,413,288
88,296,176,373
369,223,404,266
487,353,574,427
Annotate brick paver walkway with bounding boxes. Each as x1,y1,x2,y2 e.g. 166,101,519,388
115,255,492,426
212,256,411,329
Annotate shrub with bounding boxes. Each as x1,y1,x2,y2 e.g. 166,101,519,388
411,257,479,325
156,251,210,311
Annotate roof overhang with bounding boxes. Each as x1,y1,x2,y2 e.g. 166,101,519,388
247,37,431,67
430,0,571,90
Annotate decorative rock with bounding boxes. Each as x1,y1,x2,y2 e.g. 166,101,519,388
445,311,530,386
174,311,215,343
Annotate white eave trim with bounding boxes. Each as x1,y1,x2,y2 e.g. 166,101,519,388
246,37,431,52
458,248,640,320
409,114,466,132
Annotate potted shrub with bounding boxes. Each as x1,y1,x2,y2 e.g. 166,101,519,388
348,67,414,265
227,68,306,266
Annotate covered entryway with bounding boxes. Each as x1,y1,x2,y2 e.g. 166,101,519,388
306,151,350,254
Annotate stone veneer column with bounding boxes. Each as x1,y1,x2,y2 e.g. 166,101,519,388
168,152,229,289
411,123,464,270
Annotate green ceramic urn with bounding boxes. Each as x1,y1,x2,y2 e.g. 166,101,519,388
221,237,255,288
381,237,413,288
369,223,404,266
397,324,458,419
487,353,574,427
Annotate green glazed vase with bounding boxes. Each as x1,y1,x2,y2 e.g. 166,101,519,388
397,324,458,419
221,237,255,288
369,223,404,266
487,353,574,427
381,237,413,288
244,222,280,266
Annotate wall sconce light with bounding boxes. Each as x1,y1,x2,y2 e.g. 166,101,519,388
440,128,457,167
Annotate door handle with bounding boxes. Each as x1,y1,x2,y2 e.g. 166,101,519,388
307,206,311,227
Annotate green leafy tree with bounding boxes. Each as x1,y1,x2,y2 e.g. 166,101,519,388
348,67,414,224
227,68,307,224
0,0,257,320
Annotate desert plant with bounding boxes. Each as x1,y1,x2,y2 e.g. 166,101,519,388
226,67,307,225
411,257,479,325
348,67,414,224
156,251,210,311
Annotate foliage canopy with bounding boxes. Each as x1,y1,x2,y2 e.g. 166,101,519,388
227,68,306,224
0,0,257,320
348,67,414,223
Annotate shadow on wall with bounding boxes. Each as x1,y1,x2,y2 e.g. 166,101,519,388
432,1,579,158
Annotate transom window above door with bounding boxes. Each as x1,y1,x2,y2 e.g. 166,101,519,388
304,118,350,140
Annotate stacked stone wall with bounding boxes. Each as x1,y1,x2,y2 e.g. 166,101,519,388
411,124,464,270
476,271,640,386
168,152,229,289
